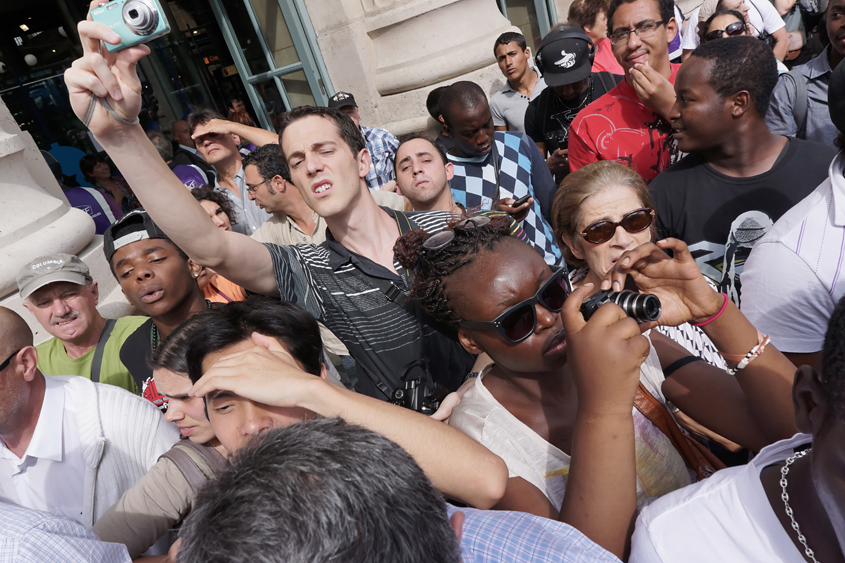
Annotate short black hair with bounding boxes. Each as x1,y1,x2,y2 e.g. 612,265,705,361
438,81,488,127
190,185,238,226
494,31,527,54
690,36,778,116
178,418,462,563
607,0,674,34
184,297,323,384
277,106,366,167
79,154,106,181
426,86,449,121
242,143,291,183
187,109,226,136
822,295,845,424
394,133,448,173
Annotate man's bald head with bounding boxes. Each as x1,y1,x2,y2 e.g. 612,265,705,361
0,307,33,358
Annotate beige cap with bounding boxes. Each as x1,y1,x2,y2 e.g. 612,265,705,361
16,253,91,299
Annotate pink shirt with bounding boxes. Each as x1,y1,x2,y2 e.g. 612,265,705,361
592,38,624,75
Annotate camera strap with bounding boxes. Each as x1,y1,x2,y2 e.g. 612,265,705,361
83,42,141,129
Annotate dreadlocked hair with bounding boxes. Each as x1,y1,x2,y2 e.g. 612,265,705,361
394,213,516,328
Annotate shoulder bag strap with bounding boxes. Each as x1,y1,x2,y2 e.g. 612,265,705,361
159,443,208,494
785,69,808,138
90,318,118,384
490,138,501,206
633,383,726,480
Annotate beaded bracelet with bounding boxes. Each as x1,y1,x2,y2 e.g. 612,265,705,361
692,293,729,327
725,334,771,376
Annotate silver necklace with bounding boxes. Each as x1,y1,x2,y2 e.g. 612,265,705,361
780,448,820,563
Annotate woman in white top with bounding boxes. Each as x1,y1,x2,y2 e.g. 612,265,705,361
394,195,796,518
681,0,788,61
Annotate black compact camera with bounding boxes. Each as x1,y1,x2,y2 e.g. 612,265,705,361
390,359,449,415
580,289,662,323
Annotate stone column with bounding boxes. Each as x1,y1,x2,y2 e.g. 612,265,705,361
0,97,129,343
303,0,520,134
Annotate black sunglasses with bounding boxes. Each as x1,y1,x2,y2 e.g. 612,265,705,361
704,21,747,42
460,268,572,344
0,349,21,372
578,208,654,245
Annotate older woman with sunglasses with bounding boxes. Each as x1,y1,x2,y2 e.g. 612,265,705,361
394,208,796,520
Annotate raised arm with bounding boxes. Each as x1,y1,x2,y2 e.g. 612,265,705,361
191,118,279,148
63,6,278,296
603,238,798,445
190,333,508,509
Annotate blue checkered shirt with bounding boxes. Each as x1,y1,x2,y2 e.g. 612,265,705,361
0,503,131,563
448,131,562,265
362,125,399,190
449,505,621,562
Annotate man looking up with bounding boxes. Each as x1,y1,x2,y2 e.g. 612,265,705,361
766,0,845,149
394,134,461,213
0,307,177,529
651,37,836,305
568,0,682,182
439,81,562,265
16,254,144,394
187,109,271,235
103,210,212,410
328,91,399,192
525,26,623,183
490,32,547,133
64,22,510,402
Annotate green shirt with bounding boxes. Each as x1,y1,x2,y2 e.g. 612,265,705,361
36,316,148,394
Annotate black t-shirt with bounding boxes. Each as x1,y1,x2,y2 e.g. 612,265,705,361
524,72,622,155
120,318,169,411
650,138,836,303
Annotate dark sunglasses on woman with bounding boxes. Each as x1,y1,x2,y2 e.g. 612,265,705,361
577,207,655,245
704,21,747,42
460,267,572,344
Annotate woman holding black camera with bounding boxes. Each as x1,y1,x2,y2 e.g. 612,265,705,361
394,208,797,523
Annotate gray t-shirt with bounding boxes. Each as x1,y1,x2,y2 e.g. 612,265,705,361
490,71,547,133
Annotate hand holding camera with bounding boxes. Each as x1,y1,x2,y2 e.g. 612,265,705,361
600,238,726,329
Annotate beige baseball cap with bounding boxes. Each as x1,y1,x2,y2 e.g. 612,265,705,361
16,253,91,299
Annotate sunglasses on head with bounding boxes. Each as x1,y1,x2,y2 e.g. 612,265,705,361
423,215,492,251
578,208,654,245
460,268,572,344
704,21,746,42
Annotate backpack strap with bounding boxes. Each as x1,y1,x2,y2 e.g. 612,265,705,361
783,69,809,139
90,318,118,384
159,440,228,493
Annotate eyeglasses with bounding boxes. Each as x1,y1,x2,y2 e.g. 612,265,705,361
460,268,571,344
423,215,492,251
704,21,747,42
609,20,667,45
246,179,270,194
578,208,655,244
0,349,21,372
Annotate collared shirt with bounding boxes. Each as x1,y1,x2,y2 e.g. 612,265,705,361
448,131,562,265
0,503,131,563
569,64,682,183
178,144,200,157
263,208,523,400
766,46,839,149
742,152,845,353
362,126,399,190
215,165,272,235
0,375,86,523
490,70,547,133
448,504,620,562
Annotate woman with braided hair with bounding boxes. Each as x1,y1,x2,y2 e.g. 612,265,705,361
394,212,798,524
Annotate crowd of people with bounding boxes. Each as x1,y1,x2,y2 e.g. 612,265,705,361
1,0,845,561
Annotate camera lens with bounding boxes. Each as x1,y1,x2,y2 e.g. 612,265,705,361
611,291,661,323
122,0,159,36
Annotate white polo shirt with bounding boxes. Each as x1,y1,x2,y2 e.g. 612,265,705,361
0,375,86,523
741,152,844,353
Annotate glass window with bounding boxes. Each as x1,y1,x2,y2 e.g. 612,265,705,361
501,0,543,50
280,70,315,109
218,0,271,75
250,0,300,69
254,80,287,132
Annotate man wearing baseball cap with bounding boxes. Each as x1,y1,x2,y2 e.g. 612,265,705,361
17,254,145,394
328,91,400,192
103,210,213,410
524,26,622,183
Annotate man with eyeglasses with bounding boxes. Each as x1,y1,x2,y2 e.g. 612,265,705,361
186,109,275,235
568,0,682,183
0,306,177,533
